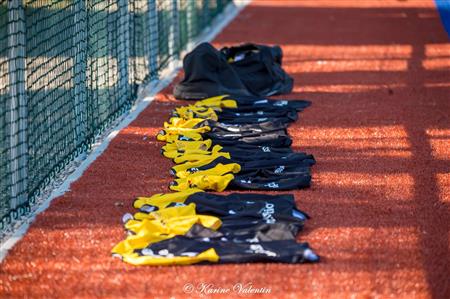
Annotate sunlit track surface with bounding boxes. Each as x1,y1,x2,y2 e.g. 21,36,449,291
1,0,450,298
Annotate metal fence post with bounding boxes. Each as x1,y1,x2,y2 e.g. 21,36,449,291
7,0,28,211
168,0,180,65
202,0,210,28
73,0,87,147
118,0,130,105
147,0,159,79
186,0,197,49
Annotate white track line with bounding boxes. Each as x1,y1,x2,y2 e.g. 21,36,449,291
0,0,251,263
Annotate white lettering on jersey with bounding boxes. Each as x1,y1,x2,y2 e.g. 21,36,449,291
265,182,279,188
141,248,154,256
226,126,240,132
180,252,199,257
274,100,288,106
122,213,133,224
274,166,285,174
223,133,241,137
140,205,156,213
261,146,271,152
245,237,259,243
142,248,174,258
189,167,199,173
259,202,276,224
247,244,277,257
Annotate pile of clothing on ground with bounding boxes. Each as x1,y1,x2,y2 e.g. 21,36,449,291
112,43,319,265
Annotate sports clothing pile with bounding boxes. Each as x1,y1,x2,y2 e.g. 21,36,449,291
160,96,315,191
112,43,319,266
174,43,294,100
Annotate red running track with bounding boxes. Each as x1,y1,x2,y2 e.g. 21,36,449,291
1,1,449,298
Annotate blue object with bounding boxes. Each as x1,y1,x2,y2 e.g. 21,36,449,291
435,0,450,37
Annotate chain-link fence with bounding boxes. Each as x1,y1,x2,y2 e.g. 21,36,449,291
0,0,232,229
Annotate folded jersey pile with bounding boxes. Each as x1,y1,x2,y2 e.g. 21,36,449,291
112,43,319,266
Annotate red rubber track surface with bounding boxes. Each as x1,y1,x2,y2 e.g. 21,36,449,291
1,1,449,298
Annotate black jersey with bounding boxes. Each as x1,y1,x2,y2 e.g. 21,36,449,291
218,116,295,125
219,143,293,154
139,192,309,231
220,103,299,115
231,173,312,190
136,227,319,264
172,154,315,178
184,192,308,229
199,119,289,135
238,166,311,181
222,147,314,162
186,222,298,242
218,109,298,125
240,153,315,170
228,96,311,112
209,131,293,147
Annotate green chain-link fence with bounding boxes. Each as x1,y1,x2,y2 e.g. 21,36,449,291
0,0,232,229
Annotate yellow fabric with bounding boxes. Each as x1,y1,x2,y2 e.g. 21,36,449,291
119,248,219,266
163,126,210,135
111,204,221,261
162,141,216,159
157,126,210,143
179,105,218,114
172,145,225,164
194,95,237,109
163,144,221,161
174,105,218,121
164,117,205,129
133,212,221,230
162,140,212,154
163,148,209,159
170,173,235,192
176,162,241,179
171,153,231,173
156,130,204,142
133,188,203,209
126,204,221,234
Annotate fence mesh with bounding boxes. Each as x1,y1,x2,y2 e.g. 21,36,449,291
0,0,232,229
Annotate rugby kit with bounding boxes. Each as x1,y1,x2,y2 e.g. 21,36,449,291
112,43,320,266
